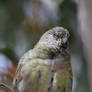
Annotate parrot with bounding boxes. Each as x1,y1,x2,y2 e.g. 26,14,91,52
0,26,72,92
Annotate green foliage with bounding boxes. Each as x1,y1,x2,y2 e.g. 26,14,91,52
0,0,8,6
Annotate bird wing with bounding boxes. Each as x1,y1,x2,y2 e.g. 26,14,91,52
13,52,52,92
13,50,32,90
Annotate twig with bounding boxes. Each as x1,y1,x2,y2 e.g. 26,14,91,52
0,83,15,92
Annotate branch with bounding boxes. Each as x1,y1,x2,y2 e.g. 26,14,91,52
0,83,15,92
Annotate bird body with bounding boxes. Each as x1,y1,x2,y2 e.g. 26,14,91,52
13,27,72,92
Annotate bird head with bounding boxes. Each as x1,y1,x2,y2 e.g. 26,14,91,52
37,27,70,52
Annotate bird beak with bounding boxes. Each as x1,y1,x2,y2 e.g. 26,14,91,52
62,36,68,44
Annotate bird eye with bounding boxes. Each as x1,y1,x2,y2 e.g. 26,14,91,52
53,31,63,40
56,33,60,38
53,32,56,36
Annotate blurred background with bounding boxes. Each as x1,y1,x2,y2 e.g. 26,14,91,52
0,0,92,92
